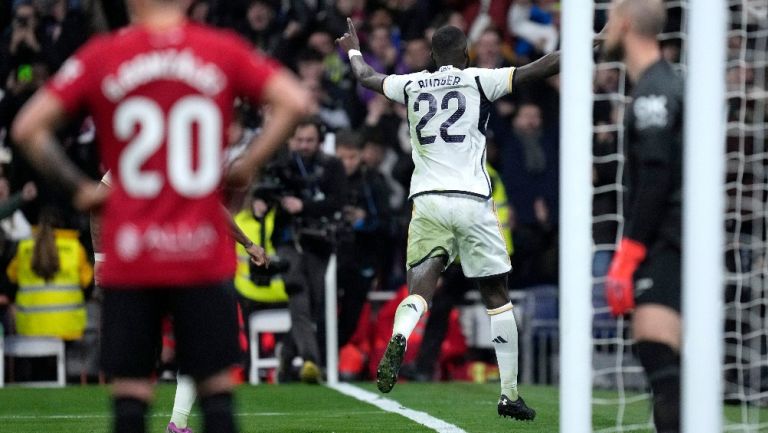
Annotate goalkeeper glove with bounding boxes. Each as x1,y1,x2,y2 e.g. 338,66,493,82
605,237,647,317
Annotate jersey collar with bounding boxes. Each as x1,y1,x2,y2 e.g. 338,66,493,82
438,65,455,72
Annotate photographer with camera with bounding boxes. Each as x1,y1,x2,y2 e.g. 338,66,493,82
334,131,391,347
2,2,42,84
263,117,347,383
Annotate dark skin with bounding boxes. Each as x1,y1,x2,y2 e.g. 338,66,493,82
338,18,521,309
336,18,566,96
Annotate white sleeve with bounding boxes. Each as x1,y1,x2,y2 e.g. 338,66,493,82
383,73,417,104
474,67,516,102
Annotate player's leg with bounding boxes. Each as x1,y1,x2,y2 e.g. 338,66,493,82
167,374,197,433
411,264,466,380
173,282,240,433
474,274,534,421
377,256,445,393
634,305,681,433
633,244,682,433
378,195,456,393
458,196,534,420
101,288,164,433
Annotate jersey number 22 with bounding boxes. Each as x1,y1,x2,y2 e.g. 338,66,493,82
413,91,467,145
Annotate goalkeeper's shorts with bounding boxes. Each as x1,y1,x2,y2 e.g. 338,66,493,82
406,193,511,279
634,241,681,313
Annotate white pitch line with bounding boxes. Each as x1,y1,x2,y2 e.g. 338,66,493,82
328,382,468,433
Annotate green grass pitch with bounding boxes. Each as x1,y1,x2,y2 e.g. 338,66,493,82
0,382,760,432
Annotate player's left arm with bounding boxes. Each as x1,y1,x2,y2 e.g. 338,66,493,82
11,90,105,211
336,18,387,94
513,32,605,87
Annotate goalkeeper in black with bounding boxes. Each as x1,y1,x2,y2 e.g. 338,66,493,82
602,1,683,432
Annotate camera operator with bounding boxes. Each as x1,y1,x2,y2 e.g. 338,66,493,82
334,131,391,347
2,1,42,83
265,117,347,383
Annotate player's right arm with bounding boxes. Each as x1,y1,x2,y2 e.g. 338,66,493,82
336,18,387,94
11,41,107,212
11,90,106,211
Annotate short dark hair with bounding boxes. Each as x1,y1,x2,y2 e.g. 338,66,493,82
335,130,363,150
294,116,324,137
431,26,467,60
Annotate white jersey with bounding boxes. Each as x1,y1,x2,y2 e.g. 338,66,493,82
383,65,515,199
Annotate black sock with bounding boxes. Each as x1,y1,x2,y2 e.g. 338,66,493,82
113,397,147,433
201,392,236,433
636,341,680,433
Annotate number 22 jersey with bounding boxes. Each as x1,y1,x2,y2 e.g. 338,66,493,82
383,65,515,199
46,21,279,287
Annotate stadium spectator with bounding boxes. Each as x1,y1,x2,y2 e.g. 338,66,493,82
0,178,35,241
494,102,559,228
7,206,92,341
335,130,391,347
507,0,560,59
39,0,88,72
0,1,43,83
399,37,432,73
471,27,512,69
236,0,280,54
265,117,346,383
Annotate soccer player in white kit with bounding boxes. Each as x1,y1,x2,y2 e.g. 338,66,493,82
338,19,563,420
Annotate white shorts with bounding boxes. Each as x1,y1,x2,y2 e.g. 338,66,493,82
407,193,511,278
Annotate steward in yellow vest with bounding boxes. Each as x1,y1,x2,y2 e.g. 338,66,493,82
488,164,514,255
233,205,288,304
7,214,93,340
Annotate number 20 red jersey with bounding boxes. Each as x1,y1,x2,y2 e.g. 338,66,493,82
46,22,279,287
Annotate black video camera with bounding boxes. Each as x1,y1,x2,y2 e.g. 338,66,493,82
249,256,290,286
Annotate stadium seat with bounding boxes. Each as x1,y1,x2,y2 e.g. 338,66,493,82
2,336,66,387
248,309,291,385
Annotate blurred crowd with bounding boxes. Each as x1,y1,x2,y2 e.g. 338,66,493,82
0,0,572,383
7,0,749,385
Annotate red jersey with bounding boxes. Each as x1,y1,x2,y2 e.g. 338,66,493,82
46,22,279,287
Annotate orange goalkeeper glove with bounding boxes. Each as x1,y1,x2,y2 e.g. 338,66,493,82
605,237,647,317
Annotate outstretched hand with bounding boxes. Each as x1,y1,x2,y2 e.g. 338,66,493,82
336,17,360,53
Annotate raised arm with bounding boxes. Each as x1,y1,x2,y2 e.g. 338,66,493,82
336,18,387,94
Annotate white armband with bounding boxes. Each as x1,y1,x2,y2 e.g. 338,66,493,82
348,49,362,60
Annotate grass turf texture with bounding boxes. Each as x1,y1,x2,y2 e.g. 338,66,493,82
0,383,762,432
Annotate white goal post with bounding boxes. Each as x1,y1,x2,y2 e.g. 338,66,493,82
682,1,727,433
559,1,594,433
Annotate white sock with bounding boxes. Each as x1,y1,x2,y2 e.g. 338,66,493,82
489,303,519,400
392,294,428,340
170,374,196,427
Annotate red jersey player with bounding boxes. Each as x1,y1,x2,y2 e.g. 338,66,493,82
10,1,310,433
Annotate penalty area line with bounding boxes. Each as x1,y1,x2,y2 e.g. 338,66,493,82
328,382,468,433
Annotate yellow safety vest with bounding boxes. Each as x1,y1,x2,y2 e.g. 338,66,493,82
488,165,514,255
233,209,288,303
7,229,93,340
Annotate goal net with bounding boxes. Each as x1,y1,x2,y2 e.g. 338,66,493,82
589,0,768,431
